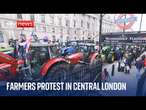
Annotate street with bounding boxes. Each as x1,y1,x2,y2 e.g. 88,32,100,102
99,61,145,96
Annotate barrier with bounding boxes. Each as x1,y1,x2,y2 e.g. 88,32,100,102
65,63,102,82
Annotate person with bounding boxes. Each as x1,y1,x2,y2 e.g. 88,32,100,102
121,49,124,60
143,57,146,71
111,64,115,76
117,61,121,72
18,34,26,59
125,64,130,74
135,59,143,80
126,56,131,69
121,61,125,72
102,68,110,81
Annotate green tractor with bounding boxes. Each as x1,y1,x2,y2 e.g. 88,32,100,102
0,46,14,54
101,46,115,63
0,32,14,56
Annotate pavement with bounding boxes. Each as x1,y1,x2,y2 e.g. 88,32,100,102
99,61,145,96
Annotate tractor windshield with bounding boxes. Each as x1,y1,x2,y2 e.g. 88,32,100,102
49,45,60,58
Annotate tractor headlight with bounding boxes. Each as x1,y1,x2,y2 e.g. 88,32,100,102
66,59,71,64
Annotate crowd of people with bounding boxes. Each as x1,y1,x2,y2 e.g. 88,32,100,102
101,45,146,81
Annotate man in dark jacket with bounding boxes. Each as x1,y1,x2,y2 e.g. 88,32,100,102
135,59,143,80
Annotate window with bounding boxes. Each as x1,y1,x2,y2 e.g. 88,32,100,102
82,37,84,40
87,22,90,29
0,32,4,43
67,29,69,34
58,17,62,26
81,20,83,27
4,21,8,27
66,19,70,27
67,36,69,41
60,28,63,33
75,30,76,34
83,31,84,35
52,35,56,41
30,14,35,21
73,20,76,28
50,15,54,24
17,14,22,19
41,14,45,23
52,28,55,33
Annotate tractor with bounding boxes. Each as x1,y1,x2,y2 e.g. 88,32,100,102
0,46,14,56
0,37,102,82
100,45,116,63
0,40,69,82
61,40,101,71
60,40,102,82
29,42,70,81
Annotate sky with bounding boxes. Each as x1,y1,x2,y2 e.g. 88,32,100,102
128,14,146,31
109,14,146,32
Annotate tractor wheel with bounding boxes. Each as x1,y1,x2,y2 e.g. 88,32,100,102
101,54,106,63
107,54,114,63
45,63,69,82
111,54,115,62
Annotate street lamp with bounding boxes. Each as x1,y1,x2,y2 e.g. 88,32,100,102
139,14,143,32
99,14,105,52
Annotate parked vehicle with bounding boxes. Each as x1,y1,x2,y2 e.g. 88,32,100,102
0,40,69,82
101,46,115,63
0,38,102,82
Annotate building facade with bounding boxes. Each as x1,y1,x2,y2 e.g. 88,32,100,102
0,14,120,46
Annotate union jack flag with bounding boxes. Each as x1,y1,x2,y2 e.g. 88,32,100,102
25,35,32,53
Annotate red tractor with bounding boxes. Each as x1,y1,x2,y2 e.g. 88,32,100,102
0,38,101,82
62,40,101,72
0,42,69,81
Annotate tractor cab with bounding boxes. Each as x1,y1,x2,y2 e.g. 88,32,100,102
29,42,61,77
0,32,14,56
77,43,96,62
64,40,99,65
0,39,69,82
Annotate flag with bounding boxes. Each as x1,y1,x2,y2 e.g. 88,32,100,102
25,36,32,53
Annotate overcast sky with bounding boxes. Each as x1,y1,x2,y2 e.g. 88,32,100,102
129,14,146,31
109,14,146,32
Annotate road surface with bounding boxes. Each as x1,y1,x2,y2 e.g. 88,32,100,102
99,61,145,96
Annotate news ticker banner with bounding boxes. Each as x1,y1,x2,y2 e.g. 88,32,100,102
6,82,127,91
0,81,134,96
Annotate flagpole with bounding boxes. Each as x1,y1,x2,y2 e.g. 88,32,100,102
123,14,126,33
122,14,126,39
139,14,143,32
